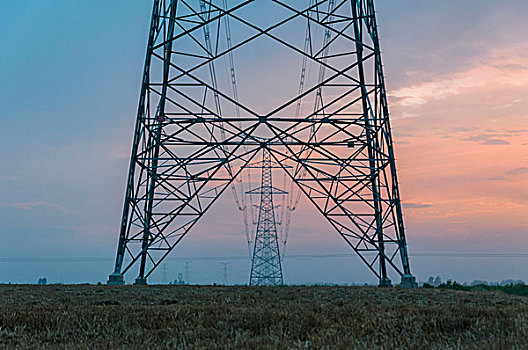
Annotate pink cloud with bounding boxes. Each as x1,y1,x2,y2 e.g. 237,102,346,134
391,45,528,109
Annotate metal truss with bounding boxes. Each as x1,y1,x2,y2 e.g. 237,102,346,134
108,0,416,287
247,149,285,286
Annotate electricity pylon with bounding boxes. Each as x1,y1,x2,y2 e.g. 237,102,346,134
247,149,285,286
220,262,230,285
108,0,416,288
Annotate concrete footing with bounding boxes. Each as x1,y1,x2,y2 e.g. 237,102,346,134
400,274,417,288
378,278,392,287
107,272,124,285
134,277,147,285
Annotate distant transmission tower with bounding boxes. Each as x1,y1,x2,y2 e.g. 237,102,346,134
184,262,190,284
108,0,416,288
247,149,285,286
220,262,230,285
162,264,167,284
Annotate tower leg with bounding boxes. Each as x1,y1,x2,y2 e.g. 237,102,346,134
107,0,257,283
261,0,415,286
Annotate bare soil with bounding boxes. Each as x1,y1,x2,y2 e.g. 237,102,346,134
0,285,526,349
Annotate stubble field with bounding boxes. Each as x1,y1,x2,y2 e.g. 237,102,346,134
0,285,527,349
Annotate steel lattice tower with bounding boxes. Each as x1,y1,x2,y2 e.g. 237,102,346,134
108,0,416,287
247,149,285,286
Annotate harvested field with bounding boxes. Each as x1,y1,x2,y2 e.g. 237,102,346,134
0,285,527,349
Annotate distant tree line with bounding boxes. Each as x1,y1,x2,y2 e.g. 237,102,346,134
421,276,528,296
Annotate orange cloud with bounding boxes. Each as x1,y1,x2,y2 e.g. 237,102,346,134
389,45,528,239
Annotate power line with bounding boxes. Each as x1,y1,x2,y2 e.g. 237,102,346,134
3,252,528,263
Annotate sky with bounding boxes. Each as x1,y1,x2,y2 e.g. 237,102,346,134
0,0,527,285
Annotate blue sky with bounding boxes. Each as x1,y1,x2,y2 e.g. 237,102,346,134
1,0,527,285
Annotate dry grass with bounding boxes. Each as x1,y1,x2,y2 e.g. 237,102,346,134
0,285,527,349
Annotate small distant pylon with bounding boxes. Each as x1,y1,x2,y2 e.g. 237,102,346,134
184,262,190,285
220,262,230,285
175,272,185,285
162,264,167,284
247,148,285,286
